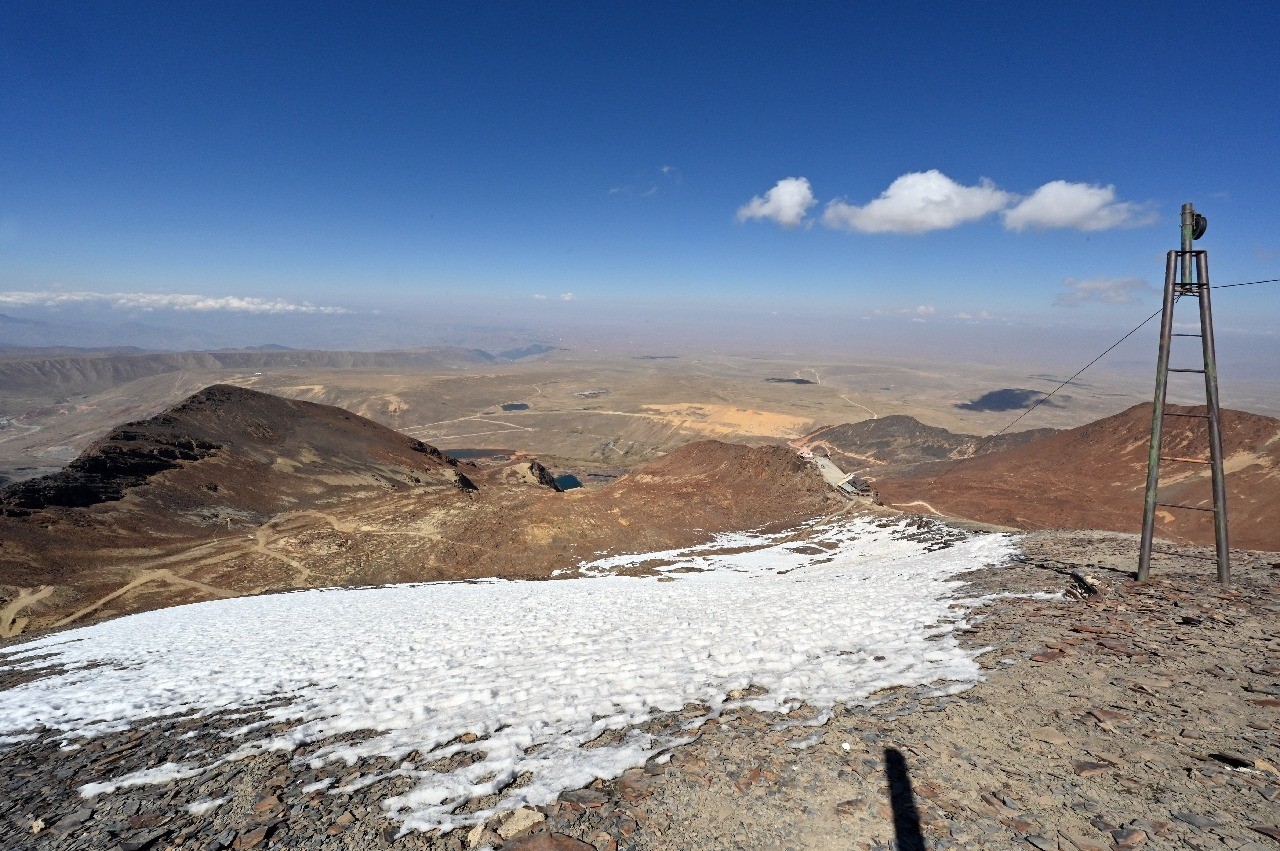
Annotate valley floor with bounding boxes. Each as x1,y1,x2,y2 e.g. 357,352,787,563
1,529,1278,850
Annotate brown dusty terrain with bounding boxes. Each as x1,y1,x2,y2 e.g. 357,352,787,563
2,345,1204,489
0,385,836,636
796,415,1058,478
878,403,1280,552
1,527,1277,851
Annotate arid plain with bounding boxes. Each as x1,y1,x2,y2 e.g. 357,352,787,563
0,346,1174,488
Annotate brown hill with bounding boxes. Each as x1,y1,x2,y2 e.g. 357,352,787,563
482,438,834,564
877,403,1280,551
797,415,1057,476
0,386,834,637
0,384,477,521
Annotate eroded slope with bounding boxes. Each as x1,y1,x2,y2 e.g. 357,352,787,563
0,386,834,636
878,403,1280,550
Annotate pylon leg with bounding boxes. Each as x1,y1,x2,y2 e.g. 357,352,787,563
1138,252,1179,582
1196,252,1230,582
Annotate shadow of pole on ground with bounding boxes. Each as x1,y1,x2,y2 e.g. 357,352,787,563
884,747,927,851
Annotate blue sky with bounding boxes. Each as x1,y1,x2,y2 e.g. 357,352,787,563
2,2,1278,357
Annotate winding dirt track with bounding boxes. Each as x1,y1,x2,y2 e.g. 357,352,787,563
0,586,53,638
50,570,236,629
888,499,946,517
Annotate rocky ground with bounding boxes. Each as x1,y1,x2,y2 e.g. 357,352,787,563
2,528,1279,851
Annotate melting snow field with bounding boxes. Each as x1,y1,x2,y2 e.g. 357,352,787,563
0,518,1015,834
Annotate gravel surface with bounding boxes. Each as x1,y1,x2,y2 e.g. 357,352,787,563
2,527,1278,851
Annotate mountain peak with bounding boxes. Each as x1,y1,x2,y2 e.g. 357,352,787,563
0,384,468,517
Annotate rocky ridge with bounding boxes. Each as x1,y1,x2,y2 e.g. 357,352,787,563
878,402,1280,551
797,415,1057,477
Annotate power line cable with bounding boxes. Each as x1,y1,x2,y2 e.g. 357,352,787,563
928,273,1277,484
1211,277,1280,290
932,302,1169,483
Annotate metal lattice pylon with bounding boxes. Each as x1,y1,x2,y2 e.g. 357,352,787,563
1138,203,1229,582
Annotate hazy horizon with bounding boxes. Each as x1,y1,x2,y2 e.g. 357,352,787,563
2,2,1277,405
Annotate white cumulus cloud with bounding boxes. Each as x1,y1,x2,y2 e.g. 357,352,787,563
560,292,576,301
1054,276,1157,306
0,290,349,314
1004,181,1156,231
736,177,817,228
822,170,1014,234
532,293,548,300
740,172,1155,235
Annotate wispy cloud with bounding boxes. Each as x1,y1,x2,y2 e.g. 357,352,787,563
532,293,549,300
823,170,1013,234
610,164,683,198
559,292,576,301
1004,181,1156,231
736,177,816,228
739,171,1154,234
871,304,938,318
1054,276,1156,306
0,291,350,314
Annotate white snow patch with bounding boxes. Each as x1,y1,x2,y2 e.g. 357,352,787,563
302,777,335,794
0,518,1014,834
186,796,228,816
79,761,208,797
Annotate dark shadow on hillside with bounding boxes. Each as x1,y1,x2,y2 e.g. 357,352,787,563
955,388,1065,412
885,747,927,851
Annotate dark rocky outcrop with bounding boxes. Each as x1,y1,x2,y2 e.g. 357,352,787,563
0,430,219,515
527,460,562,491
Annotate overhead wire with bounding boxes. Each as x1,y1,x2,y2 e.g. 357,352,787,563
931,273,1280,483
929,273,1277,485
931,304,1166,482
1211,277,1280,290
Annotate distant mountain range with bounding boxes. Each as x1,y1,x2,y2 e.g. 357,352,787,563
0,344,560,396
0,313,223,351
0,311,561,355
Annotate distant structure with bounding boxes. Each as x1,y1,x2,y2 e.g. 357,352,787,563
1138,203,1229,582
804,452,877,500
